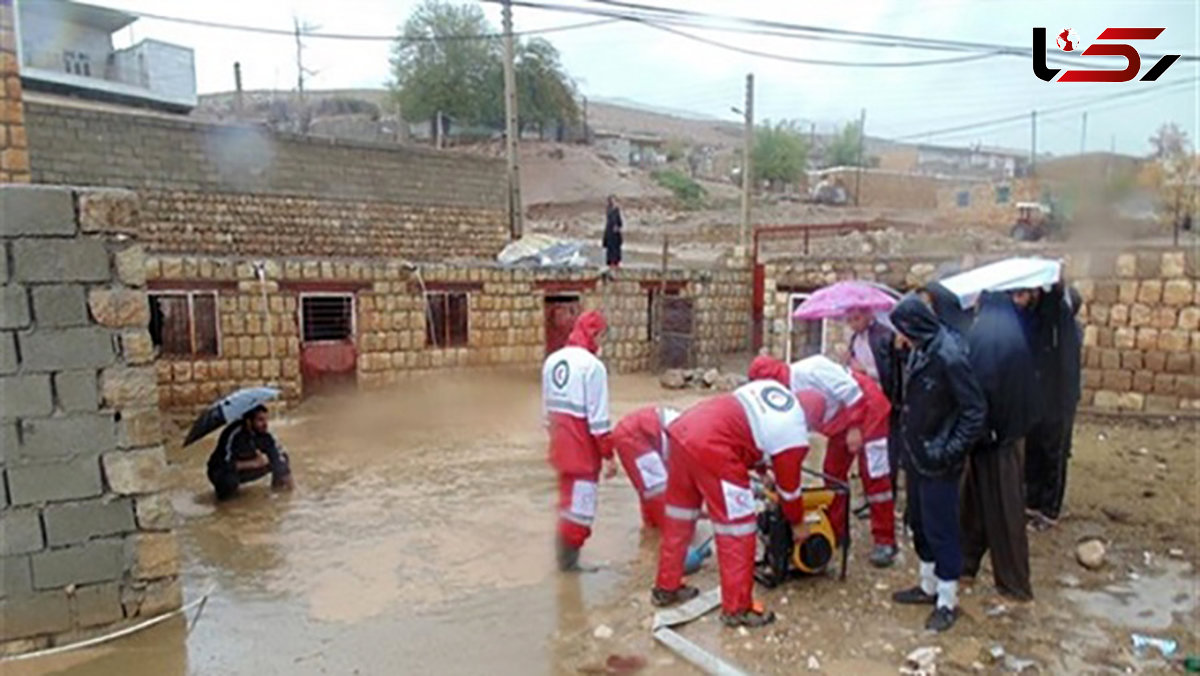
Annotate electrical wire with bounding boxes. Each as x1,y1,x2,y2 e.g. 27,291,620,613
118,9,618,42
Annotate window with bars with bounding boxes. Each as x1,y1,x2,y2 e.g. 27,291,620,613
301,295,354,342
148,292,219,358
425,292,469,348
63,51,91,77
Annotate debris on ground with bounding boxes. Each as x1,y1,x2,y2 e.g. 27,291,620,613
806,655,821,671
982,645,1006,664
901,646,942,676
658,368,746,392
1168,548,1185,559
1003,654,1038,672
1057,573,1081,588
1101,507,1132,523
593,625,614,640
604,654,647,674
1076,539,1107,570
1131,634,1178,659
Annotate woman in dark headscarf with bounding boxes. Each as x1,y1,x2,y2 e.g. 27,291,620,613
960,290,1040,601
920,281,975,335
1025,284,1084,527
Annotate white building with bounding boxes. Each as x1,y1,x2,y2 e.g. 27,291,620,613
16,0,196,112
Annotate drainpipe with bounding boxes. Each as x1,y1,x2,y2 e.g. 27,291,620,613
253,261,275,362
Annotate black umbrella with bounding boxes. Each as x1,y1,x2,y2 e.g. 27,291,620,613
183,387,280,447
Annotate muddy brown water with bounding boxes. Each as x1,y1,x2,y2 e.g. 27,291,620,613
13,373,710,676
10,374,1197,675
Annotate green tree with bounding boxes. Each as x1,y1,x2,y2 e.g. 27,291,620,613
390,1,578,137
825,121,864,168
389,1,499,134
753,119,808,190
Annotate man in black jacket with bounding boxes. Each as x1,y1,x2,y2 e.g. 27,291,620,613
207,406,294,501
961,291,1040,601
1025,285,1083,527
888,295,986,632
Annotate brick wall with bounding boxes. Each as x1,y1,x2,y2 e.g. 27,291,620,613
935,178,1041,230
0,0,29,183
0,185,180,656
145,254,753,410
23,100,509,261
763,247,1199,414
816,168,946,209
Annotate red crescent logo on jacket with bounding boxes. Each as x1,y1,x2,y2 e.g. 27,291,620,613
761,386,794,412
551,360,570,389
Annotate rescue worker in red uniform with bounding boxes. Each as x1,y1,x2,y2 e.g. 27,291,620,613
749,355,898,568
612,405,681,530
652,360,810,628
542,311,616,572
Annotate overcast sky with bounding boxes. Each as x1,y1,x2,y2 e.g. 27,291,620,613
83,0,1200,156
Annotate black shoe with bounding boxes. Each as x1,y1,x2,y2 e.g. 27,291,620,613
721,609,776,628
556,538,598,572
651,585,700,608
925,606,959,632
892,586,937,605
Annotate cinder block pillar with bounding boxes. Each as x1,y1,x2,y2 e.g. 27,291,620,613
0,185,180,656
0,0,29,183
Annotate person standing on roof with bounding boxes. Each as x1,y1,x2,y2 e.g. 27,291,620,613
602,195,623,268
888,294,986,632
753,354,898,568
542,310,617,572
611,405,681,530
651,359,810,628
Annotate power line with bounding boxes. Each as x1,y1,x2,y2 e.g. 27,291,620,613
576,0,1200,63
894,77,1199,142
119,9,618,41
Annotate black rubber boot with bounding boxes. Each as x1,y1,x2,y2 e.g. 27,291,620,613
556,537,588,572
925,606,959,632
650,585,700,608
892,586,937,605
721,609,776,628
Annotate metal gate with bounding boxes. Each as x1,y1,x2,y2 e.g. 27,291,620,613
299,293,357,396
544,295,581,355
660,296,694,369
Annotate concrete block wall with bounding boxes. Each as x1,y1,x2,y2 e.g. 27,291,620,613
763,246,1199,414
146,254,754,409
24,101,509,262
0,0,30,183
935,178,1041,230
0,185,180,656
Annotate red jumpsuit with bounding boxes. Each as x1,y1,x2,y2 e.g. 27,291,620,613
753,355,896,547
655,380,809,616
612,406,680,530
543,311,613,550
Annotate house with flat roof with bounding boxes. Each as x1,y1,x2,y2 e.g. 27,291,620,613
16,0,196,112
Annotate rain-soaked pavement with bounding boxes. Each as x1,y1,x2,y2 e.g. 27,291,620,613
14,372,708,676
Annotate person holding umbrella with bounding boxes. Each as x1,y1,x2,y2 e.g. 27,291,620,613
207,406,294,501
183,386,294,501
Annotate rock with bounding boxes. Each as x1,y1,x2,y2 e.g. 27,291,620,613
737,627,749,637
1135,447,1149,456
660,370,687,389
1168,548,1185,559
1057,574,1081,588
983,645,1006,664
605,654,647,674
593,624,613,640
807,655,821,671
901,646,942,676
1076,539,1107,570
1101,507,1132,523
702,368,720,387
713,373,746,391
1004,655,1037,672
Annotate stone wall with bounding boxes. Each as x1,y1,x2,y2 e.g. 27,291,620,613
935,178,1041,230
23,100,509,261
0,185,180,655
0,0,29,183
147,253,753,410
816,168,946,209
763,247,1199,414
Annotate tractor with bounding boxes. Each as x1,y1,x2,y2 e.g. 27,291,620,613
1010,201,1066,241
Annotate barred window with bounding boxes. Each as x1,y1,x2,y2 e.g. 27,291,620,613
148,292,219,357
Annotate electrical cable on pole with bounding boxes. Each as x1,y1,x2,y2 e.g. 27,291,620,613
502,0,524,240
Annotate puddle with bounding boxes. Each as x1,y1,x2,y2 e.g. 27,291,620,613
1061,559,1196,631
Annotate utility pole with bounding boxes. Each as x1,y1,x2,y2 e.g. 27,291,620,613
293,17,318,134
233,62,244,121
739,73,754,250
502,0,524,240
853,107,867,207
1030,110,1037,175
1080,111,1087,154
581,95,589,144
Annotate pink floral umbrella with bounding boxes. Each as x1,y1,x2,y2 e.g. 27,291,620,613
792,280,899,320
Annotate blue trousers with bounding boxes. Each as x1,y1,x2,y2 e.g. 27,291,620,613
906,471,962,581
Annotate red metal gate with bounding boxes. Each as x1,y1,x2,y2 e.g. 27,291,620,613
299,294,357,395
544,296,581,355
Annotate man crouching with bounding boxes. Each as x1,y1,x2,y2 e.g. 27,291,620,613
207,405,294,501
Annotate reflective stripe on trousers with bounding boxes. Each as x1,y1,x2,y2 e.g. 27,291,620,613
711,521,758,537
665,505,701,521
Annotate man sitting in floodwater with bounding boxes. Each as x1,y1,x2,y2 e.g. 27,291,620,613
206,406,294,501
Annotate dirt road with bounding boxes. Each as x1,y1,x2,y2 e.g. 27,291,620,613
10,374,1196,675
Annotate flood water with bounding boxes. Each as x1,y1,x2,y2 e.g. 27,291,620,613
13,372,707,676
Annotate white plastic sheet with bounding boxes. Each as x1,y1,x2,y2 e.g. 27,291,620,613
938,257,1062,308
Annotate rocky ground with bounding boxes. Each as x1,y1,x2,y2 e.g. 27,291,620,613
552,415,1199,675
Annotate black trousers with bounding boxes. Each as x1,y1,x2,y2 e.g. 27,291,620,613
605,243,622,267
1025,414,1074,519
962,440,1033,600
208,452,290,501
907,470,963,582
